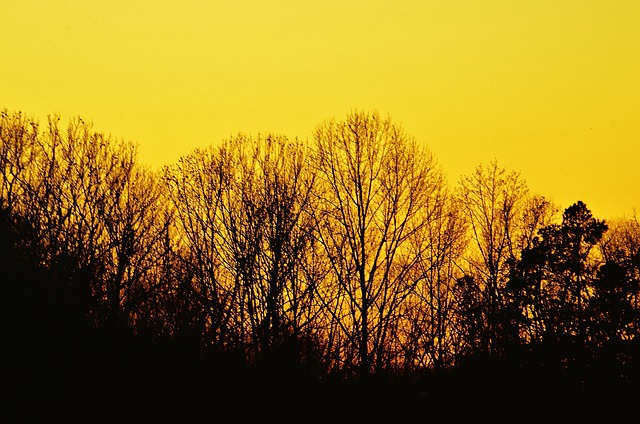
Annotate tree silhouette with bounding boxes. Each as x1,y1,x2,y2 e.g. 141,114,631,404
166,134,321,364
312,111,445,375
398,192,467,370
509,201,607,354
4,107,640,420
455,161,546,356
591,215,640,352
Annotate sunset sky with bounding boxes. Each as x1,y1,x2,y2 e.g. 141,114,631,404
2,1,639,219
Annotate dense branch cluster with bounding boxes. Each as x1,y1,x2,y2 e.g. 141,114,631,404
3,108,640,382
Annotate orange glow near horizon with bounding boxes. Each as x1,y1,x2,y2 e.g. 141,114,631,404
2,1,639,219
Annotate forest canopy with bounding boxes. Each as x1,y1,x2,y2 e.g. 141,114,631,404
3,108,640,421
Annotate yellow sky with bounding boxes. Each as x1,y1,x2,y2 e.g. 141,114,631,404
2,0,639,219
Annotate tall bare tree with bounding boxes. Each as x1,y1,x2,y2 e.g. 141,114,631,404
398,192,467,370
165,145,234,348
217,134,319,359
166,135,320,361
312,111,445,374
457,160,524,354
456,161,558,355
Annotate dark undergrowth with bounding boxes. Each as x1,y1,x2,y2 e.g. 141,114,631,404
3,218,640,423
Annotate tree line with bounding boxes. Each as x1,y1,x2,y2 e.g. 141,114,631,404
3,108,640,419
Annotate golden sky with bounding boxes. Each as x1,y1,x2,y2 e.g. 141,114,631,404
2,0,639,219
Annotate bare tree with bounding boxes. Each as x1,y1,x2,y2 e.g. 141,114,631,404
250,136,319,358
312,111,445,375
0,112,169,329
166,135,320,361
0,110,40,217
398,192,467,370
164,146,234,348
217,134,319,360
101,165,169,329
455,160,551,355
